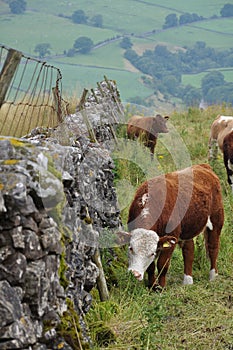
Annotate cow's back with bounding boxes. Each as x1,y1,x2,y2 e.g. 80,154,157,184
127,116,143,138
127,116,153,134
210,115,233,151
128,164,223,240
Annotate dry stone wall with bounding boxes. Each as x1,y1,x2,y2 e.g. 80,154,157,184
0,80,124,349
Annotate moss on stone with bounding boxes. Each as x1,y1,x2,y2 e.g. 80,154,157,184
57,298,90,350
3,159,20,165
0,137,31,148
46,153,63,181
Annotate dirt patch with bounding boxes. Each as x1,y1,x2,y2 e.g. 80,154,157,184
133,42,156,55
123,58,140,73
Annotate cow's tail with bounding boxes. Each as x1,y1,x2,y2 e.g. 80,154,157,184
203,216,213,258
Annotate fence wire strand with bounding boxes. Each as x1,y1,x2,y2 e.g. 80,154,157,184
0,45,68,137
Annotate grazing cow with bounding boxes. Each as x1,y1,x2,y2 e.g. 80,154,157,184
223,130,233,192
208,114,233,191
118,164,224,289
208,114,233,160
127,114,169,160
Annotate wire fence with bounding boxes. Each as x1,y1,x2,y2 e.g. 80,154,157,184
0,45,68,137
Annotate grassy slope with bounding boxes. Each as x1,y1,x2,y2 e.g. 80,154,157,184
86,105,233,349
150,18,233,50
182,69,233,88
1,0,233,103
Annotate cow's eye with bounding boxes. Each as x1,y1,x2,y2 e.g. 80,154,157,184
151,252,156,257
129,246,133,252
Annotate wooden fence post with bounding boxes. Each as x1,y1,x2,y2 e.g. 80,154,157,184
0,48,22,108
92,248,109,301
52,86,63,123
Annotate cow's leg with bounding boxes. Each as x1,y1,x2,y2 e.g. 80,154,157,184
146,261,156,288
156,250,174,288
149,141,156,161
225,157,233,192
227,166,233,190
181,239,194,285
204,226,221,281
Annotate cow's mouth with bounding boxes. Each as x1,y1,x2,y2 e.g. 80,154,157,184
130,269,143,281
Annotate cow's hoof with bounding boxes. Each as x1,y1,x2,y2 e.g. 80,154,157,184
209,268,218,281
149,284,164,293
183,274,193,285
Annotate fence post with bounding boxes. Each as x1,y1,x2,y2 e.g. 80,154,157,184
0,48,22,108
52,86,63,123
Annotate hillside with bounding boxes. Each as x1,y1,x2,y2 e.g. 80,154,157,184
1,0,233,110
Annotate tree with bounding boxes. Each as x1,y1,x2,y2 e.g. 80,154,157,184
90,14,103,27
124,49,139,65
73,36,93,54
183,87,202,107
9,0,26,14
220,3,233,17
34,43,51,58
120,37,133,50
163,75,179,95
163,13,178,29
179,13,194,25
201,71,225,97
71,10,88,24
206,83,233,105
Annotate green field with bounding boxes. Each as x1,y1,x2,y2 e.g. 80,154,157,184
1,0,233,105
182,68,233,88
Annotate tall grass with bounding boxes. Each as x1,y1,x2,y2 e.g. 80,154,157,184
0,101,59,137
85,105,233,349
0,93,76,138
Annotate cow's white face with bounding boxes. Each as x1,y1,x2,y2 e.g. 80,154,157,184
128,228,160,281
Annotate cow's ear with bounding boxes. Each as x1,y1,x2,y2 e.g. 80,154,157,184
164,115,169,120
114,231,132,246
157,236,177,251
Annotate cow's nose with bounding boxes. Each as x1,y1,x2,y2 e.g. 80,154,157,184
131,270,142,280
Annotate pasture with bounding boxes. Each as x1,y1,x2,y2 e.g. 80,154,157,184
85,105,233,349
150,18,233,50
1,0,233,104
182,68,233,89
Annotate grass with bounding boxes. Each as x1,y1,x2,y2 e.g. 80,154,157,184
150,20,233,50
1,0,233,104
0,98,63,137
57,66,152,103
84,104,233,349
182,68,233,89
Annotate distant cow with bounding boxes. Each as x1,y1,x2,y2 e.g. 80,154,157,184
208,115,233,191
208,115,233,160
223,130,233,192
118,164,224,289
127,114,169,160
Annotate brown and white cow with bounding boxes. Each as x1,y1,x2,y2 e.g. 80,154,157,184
223,130,233,192
118,164,224,289
208,114,233,160
127,114,169,160
208,114,233,191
